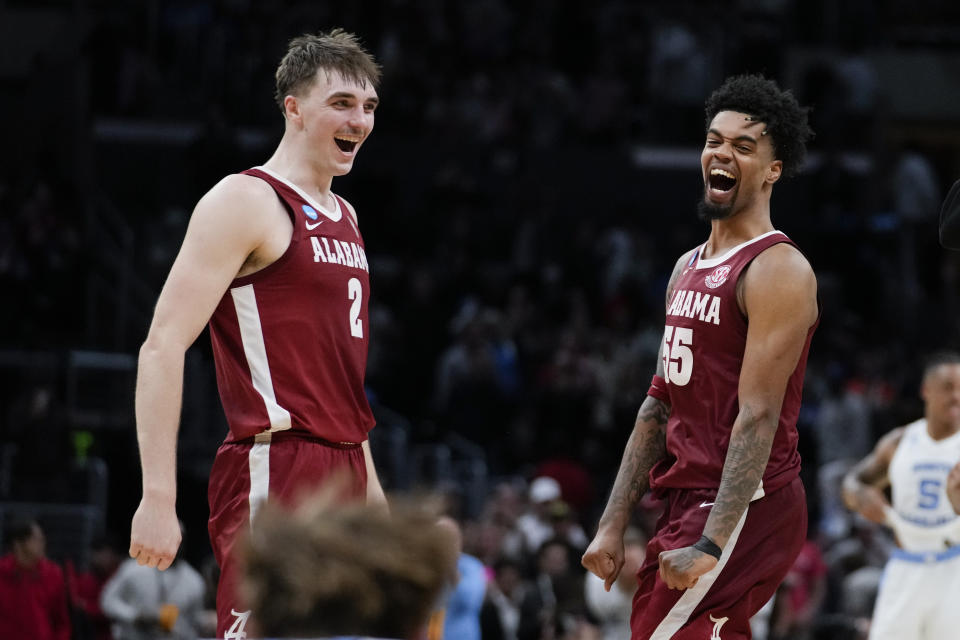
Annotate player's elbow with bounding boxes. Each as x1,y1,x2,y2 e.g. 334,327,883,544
738,400,781,436
138,337,167,364
138,330,188,366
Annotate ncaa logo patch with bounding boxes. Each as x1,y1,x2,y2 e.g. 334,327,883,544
704,265,731,289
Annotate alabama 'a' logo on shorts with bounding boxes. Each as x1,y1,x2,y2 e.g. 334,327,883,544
709,613,729,639
704,265,731,289
225,609,250,639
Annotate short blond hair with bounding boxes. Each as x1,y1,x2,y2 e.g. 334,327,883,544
274,28,381,113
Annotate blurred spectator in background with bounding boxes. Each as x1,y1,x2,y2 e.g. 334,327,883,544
70,534,124,640
0,517,71,640
770,532,828,640
518,476,589,555
584,527,646,640
940,178,960,250
101,521,207,640
518,537,591,640
476,481,528,563
814,375,873,541
430,515,487,640
481,556,527,640
893,146,941,228
892,144,942,336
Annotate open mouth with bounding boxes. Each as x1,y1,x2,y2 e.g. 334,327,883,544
334,135,360,153
709,168,737,193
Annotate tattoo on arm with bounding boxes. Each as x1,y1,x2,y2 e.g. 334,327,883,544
601,396,669,528
638,397,670,425
598,250,688,529
703,404,777,547
664,251,692,310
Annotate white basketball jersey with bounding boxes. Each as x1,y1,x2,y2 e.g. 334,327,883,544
886,419,960,551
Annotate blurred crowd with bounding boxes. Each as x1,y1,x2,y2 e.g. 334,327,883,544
2,1,960,639
0,470,910,640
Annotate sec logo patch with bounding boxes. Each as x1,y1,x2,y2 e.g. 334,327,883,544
705,265,731,289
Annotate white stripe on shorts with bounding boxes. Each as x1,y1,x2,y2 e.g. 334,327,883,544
230,284,292,432
248,438,271,528
649,501,751,640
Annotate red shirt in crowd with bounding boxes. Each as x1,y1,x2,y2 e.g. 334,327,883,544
0,553,72,640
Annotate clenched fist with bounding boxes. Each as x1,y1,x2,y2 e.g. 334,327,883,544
129,496,181,571
658,546,718,590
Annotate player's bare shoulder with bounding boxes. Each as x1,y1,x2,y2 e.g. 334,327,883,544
740,242,817,323
875,426,907,463
195,173,281,227
185,173,292,277
665,248,699,307
750,242,815,286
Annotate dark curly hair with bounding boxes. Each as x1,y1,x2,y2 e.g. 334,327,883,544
704,74,813,178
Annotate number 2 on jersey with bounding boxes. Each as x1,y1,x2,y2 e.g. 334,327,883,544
662,325,693,386
348,277,363,338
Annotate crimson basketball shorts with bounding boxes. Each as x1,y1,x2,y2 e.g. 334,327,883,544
207,431,367,639
631,476,806,640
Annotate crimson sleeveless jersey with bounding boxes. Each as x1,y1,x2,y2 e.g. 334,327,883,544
649,230,818,494
207,166,375,443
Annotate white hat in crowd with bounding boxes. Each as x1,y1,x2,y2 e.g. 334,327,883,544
529,476,561,504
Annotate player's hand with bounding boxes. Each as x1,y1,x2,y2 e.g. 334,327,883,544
948,461,960,515
581,526,625,592
852,485,889,524
658,546,718,590
129,496,181,571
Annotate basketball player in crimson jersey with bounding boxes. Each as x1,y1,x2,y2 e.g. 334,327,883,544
582,75,817,639
127,30,387,638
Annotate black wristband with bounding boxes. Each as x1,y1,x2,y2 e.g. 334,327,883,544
693,535,722,560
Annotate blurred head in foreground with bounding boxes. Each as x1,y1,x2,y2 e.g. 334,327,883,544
242,490,458,639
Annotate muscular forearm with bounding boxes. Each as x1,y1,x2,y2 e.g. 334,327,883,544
135,341,186,500
597,396,669,532
702,404,777,548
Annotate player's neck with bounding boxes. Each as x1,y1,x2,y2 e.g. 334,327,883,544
262,140,336,207
925,416,960,441
704,207,774,257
